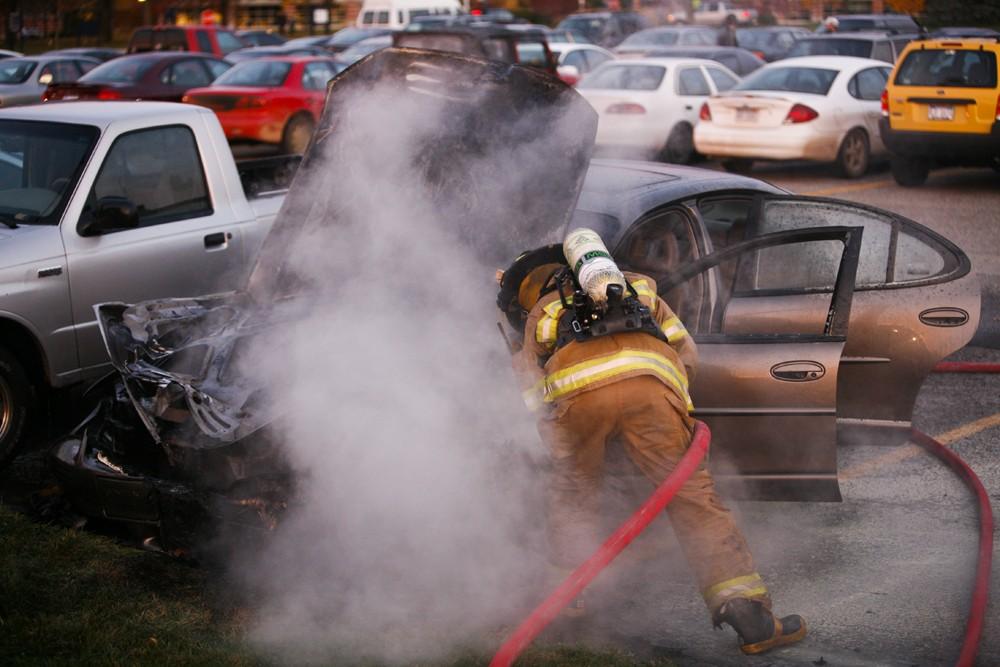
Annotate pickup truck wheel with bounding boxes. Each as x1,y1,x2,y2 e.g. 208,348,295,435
281,115,315,155
0,347,33,469
836,128,869,179
721,158,753,174
660,122,694,164
890,155,930,187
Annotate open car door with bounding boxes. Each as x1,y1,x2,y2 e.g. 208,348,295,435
620,225,862,502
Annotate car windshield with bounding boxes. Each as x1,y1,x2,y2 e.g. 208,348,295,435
79,57,154,83
0,59,37,84
895,49,998,88
788,38,872,58
329,27,379,46
341,36,391,59
0,120,99,226
734,66,838,94
214,60,291,86
578,64,666,90
557,17,606,42
619,30,680,47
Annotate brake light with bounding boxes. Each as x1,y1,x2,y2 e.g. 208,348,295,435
996,94,999,121
699,102,711,121
881,89,889,117
97,89,122,100
606,102,646,115
235,96,266,109
784,103,818,124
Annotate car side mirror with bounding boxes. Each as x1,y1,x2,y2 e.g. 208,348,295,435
78,196,139,236
557,64,581,86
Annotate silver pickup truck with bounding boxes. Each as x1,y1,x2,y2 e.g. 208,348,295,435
0,101,293,464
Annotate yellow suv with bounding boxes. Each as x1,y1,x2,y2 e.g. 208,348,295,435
880,35,1000,186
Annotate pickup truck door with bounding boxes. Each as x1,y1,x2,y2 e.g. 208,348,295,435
61,122,250,375
618,226,862,501
708,194,979,444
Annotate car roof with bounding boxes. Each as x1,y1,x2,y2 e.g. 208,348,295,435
799,32,891,41
111,51,224,63
239,55,330,62
764,55,892,68
137,24,230,32
610,56,731,67
578,160,785,245
5,54,99,63
0,101,212,129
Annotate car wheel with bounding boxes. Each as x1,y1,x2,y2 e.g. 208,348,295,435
0,347,33,469
837,129,870,179
721,158,753,174
660,123,695,164
890,155,930,187
281,114,315,155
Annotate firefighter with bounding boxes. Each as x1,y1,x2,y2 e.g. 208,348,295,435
497,229,806,655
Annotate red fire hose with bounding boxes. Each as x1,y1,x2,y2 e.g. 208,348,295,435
489,421,711,667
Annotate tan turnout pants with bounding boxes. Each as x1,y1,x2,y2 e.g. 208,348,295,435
536,374,771,616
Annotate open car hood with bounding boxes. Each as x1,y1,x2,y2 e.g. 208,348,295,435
95,49,597,448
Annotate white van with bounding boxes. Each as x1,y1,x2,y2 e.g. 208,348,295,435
356,0,464,29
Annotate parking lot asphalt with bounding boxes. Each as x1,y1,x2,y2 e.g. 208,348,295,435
572,161,1000,667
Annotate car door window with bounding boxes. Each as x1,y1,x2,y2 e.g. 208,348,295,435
205,58,230,80
302,61,334,90
775,31,795,50
718,54,741,74
755,198,892,288
39,61,80,84
583,49,612,71
85,125,212,231
872,41,893,63
706,66,738,91
893,229,949,282
161,59,212,87
849,67,888,100
677,67,710,95
563,50,587,71
75,59,98,75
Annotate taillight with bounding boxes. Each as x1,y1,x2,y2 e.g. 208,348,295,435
995,94,999,121
606,102,646,115
97,89,122,100
699,102,711,121
784,103,818,124
235,96,266,109
881,89,889,117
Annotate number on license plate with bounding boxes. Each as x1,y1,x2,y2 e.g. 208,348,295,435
735,108,757,122
927,105,954,121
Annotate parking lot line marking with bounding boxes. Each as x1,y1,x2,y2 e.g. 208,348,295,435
841,411,1000,480
800,180,893,197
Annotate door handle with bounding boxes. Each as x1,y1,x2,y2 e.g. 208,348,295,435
685,105,693,110
919,307,969,327
204,232,230,249
771,360,825,382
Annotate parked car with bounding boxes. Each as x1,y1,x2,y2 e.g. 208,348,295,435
625,46,764,76
236,29,286,47
49,51,979,551
613,26,719,55
283,35,333,49
786,32,914,63
43,52,231,103
226,45,332,63
816,13,920,35
323,26,395,53
879,35,1000,186
0,101,298,466
928,27,1000,38
545,28,593,44
695,56,893,177
577,57,740,163
555,11,649,48
549,42,615,85
127,25,246,58
335,34,393,68
392,26,558,76
356,0,462,29
0,49,21,60
692,1,757,26
43,47,124,63
735,26,810,61
184,56,339,154
0,55,99,106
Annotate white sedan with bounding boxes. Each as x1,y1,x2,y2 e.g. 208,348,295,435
577,57,741,163
693,55,893,178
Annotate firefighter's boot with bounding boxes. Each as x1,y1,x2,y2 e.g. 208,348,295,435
715,598,806,655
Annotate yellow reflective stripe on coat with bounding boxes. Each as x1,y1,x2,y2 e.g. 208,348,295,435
536,297,570,347
660,316,688,343
702,573,769,611
522,377,546,412
630,279,657,313
542,349,693,412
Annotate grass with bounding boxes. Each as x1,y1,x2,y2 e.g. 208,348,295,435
0,505,675,665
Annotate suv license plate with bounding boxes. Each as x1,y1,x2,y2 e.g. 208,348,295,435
928,105,954,121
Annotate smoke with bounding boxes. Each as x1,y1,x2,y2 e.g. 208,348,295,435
226,51,597,663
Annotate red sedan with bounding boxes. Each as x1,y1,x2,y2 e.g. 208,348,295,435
183,56,339,154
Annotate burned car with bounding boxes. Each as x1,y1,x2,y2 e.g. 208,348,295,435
52,48,979,550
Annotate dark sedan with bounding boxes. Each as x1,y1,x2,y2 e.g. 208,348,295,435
43,52,231,103
736,26,810,61
618,45,764,76
43,47,124,63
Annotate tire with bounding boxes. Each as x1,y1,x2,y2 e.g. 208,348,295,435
660,122,695,164
890,155,930,187
280,114,315,155
836,128,870,179
0,347,33,469
721,158,753,174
